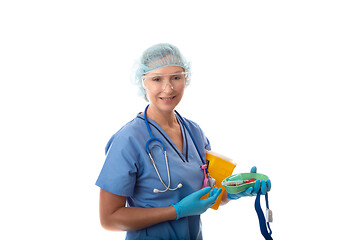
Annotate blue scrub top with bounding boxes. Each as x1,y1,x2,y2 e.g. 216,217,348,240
96,112,211,240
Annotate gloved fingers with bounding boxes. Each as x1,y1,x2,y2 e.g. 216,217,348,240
227,178,271,200
228,186,255,199
193,187,212,199
250,166,257,173
210,188,222,204
209,188,215,198
208,187,221,200
252,179,261,194
172,187,221,220
204,187,222,205
241,187,254,196
214,187,222,197
227,192,241,200
208,187,220,198
260,180,267,195
267,179,271,192
250,167,272,193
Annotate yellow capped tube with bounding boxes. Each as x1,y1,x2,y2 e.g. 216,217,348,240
204,151,237,210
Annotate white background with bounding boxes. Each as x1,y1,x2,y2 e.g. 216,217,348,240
1,0,349,239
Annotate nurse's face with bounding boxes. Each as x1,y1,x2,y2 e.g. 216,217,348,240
143,66,186,113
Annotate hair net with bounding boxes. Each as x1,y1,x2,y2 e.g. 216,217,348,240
133,43,191,100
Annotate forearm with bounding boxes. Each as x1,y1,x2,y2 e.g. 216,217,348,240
220,190,230,206
101,206,177,231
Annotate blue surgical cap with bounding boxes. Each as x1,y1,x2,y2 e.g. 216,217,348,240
133,43,191,100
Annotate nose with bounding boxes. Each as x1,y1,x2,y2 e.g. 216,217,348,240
162,82,174,93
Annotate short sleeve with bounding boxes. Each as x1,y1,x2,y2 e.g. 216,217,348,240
96,133,140,196
204,136,211,151
197,125,211,152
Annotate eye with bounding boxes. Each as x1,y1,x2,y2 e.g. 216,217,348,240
171,75,184,81
152,77,162,82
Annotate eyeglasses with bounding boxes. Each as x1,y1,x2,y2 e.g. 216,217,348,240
142,72,190,93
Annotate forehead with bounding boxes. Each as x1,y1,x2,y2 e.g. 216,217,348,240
145,66,184,76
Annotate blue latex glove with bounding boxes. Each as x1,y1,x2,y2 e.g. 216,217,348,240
172,187,222,220
227,166,271,200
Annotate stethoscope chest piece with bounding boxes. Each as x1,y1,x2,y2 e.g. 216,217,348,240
201,164,216,188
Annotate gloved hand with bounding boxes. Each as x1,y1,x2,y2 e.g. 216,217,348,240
227,166,271,200
172,187,222,220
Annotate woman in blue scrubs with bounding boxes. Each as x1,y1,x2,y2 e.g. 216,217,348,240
96,43,269,239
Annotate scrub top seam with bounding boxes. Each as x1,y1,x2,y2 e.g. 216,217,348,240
137,115,187,163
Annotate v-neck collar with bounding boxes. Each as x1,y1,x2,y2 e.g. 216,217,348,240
137,113,189,163
176,113,188,161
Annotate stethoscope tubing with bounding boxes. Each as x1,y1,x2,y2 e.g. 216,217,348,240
144,104,212,192
146,138,166,155
174,110,209,175
144,105,206,166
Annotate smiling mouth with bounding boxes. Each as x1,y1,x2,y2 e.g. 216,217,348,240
160,96,176,101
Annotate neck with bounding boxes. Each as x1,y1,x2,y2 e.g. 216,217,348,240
145,105,178,128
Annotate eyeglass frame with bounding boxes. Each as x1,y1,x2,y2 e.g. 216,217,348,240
141,71,191,93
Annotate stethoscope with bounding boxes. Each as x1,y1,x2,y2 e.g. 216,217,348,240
144,105,216,193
